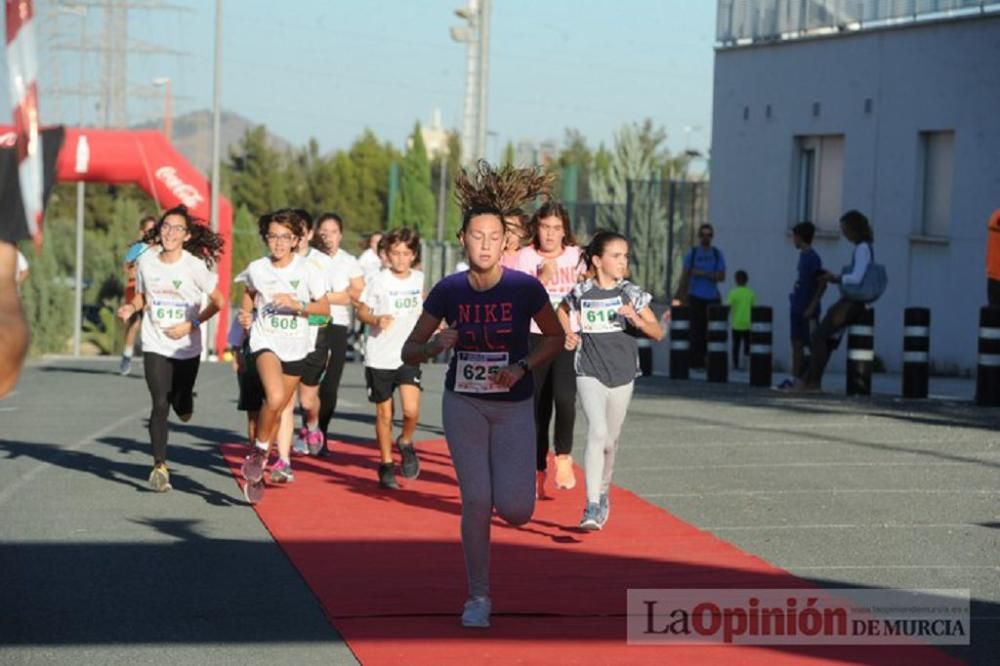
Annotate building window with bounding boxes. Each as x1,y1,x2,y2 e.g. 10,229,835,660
794,135,844,232
919,131,954,237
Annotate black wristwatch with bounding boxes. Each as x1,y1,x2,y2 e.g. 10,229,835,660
516,358,530,372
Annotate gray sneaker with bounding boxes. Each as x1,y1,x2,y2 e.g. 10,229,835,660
579,502,602,531
598,493,610,527
461,596,491,628
292,428,309,455
119,355,132,376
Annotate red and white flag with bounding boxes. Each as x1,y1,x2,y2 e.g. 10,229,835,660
5,0,43,244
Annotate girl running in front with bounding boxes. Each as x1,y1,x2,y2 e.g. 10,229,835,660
558,230,664,530
516,202,585,497
116,205,226,492
238,209,329,503
402,162,563,629
356,227,424,489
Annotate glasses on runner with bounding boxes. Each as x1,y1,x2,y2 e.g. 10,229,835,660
161,224,187,235
266,233,296,243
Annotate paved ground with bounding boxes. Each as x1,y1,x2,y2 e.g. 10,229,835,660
0,357,997,664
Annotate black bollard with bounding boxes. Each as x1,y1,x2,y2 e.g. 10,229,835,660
902,307,930,399
669,305,690,380
975,307,1000,406
749,306,773,387
706,305,729,383
846,308,875,396
637,338,653,377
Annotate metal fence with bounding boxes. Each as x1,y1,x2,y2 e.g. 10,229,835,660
420,179,710,304
568,180,710,303
717,0,1000,46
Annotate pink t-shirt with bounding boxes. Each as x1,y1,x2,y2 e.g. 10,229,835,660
515,245,584,333
500,251,523,271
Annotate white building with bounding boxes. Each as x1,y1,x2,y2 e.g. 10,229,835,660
709,0,1000,374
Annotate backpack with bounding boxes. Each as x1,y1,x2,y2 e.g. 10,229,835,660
839,243,887,303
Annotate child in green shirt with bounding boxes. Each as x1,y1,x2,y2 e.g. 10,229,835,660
727,270,755,370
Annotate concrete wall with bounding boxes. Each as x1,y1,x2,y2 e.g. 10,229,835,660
708,15,1000,373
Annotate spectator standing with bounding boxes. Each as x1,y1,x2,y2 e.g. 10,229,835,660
681,223,726,370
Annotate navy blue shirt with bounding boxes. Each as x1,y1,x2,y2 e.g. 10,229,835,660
789,248,823,315
423,268,549,401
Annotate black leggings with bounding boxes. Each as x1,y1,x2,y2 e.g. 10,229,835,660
317,324,349,436
143,352,200,465
530,334,577,471
732,330,749,368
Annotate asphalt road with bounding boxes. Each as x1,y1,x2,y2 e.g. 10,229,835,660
1,357,996,664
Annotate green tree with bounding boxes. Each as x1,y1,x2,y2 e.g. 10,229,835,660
19,238,74,355
396,123,436,238
230,204,262,303
228,126,289,216
589,121,670,300
501,141,516,167
445,131,462,239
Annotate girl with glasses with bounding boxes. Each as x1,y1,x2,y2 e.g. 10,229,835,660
237,209,329,503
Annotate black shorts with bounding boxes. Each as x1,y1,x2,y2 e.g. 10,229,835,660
365,365,422,404
301,324,334,387
251,349,306,378
237,348,264,412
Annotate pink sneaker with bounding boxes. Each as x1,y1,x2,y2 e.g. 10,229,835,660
270,459,295,483
306,430,326,457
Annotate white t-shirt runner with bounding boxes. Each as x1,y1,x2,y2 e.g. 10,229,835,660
327,248,363,327
136,250,219,359
244,254,327,362
360,269,424,370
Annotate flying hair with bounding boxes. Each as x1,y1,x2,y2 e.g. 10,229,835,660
454,160,555,225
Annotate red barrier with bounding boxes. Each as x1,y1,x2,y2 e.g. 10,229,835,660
1,127,233,353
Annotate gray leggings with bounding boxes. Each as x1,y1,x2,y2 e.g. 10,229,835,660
442,390,536,599
576,376,634,505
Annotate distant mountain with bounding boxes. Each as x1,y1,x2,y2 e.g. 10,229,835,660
131,110,293,176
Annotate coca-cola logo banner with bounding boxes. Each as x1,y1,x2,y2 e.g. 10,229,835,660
155,166,205,209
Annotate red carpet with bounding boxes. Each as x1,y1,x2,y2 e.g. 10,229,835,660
220,439,959,665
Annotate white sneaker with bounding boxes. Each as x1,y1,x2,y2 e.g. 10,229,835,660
461,596,491,628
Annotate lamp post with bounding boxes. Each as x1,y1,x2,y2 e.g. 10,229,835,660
59,3,88,357
152,77,172,142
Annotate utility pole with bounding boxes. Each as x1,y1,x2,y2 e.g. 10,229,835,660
450,0,491,165
46,0,192,129
475,0,490,166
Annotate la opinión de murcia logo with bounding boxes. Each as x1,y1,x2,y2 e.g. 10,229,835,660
155,166,204,209
627,588,970,646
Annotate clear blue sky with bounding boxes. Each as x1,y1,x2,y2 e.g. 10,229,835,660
28,0,716,160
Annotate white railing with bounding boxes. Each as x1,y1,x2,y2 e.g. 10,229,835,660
717,0,1000,46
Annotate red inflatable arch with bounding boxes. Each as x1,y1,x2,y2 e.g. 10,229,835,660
1,127,233,353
